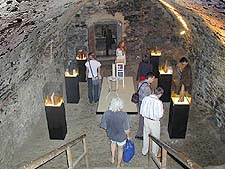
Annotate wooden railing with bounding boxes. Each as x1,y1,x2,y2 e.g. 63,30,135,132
148,134,203,169
18,134,89,169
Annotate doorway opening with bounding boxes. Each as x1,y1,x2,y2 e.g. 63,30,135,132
94,21,122,57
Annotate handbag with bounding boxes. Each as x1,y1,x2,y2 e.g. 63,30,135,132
131,92,139,104
123,140,135,163
88,60,99,86
92,76,99,85
131,82,147,103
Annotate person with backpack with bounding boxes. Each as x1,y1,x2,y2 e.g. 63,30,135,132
135,72,155,140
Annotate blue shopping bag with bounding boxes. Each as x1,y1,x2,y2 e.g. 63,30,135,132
123,140,135,163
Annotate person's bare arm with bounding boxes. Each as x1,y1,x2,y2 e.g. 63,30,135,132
125,129,131,140
98,66,102,79
85,67,89,81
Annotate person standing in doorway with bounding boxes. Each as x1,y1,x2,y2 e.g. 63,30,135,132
140,87,164,156
104,25,113,56
85,52,101,103
135,72,155,140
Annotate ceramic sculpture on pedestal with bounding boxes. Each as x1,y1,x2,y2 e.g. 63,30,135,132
163,59,168,73
178,84,185,102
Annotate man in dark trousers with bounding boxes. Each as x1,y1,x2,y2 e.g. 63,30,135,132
104,25,113,56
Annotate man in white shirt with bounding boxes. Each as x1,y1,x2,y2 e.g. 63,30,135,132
140,87,164,156
85,52,101,103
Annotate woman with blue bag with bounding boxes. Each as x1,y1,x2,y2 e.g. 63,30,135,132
100,97,131,167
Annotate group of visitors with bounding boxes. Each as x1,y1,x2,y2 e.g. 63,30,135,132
100,84,164,167
85,39,192,167
135,71,164,158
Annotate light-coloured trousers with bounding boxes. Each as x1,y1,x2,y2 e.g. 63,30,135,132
142,118,160,156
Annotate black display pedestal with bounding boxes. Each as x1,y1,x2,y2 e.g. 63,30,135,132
45,103,67,140
77,59,87,82
150,56,160,78
158,74,172,102
65,76,80,103
168,98,190,138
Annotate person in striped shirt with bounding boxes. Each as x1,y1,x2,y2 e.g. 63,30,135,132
140,87,164,156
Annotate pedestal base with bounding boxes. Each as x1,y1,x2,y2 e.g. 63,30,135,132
65,77,80,103
77,60,87,82
158,74,172,102
168,99,190,138
45,103,67,140
150,56,160,78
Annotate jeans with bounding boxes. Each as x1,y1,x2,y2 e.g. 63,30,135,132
88,78,99,103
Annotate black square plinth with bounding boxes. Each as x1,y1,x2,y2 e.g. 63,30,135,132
65,77,80,103
158,74,172,102
77,60,87,82
45,103,67,140
150,56,160,78
168,99,190,138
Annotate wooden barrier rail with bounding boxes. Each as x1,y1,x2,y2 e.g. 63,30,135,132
148,134,203,169
18,134,89,169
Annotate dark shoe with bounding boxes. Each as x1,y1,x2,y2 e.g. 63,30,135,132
135,136,143,140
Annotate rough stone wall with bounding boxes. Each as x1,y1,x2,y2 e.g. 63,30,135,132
107,0,225,140
171,3,225,140
0,0,225,168
107,0,188,65
0,0,89,168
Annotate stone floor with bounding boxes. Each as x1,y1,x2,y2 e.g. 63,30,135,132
12,57,225,169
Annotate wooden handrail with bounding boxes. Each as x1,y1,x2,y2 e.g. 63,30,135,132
148,134,203,169
18,134,89,169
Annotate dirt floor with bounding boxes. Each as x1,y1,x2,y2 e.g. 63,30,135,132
12,57,225,169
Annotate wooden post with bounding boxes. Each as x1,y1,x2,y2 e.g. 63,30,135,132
161,148,167,169
66,146,73,169
83,138,89,169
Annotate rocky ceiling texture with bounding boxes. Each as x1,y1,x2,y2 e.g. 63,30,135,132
0,0,225,168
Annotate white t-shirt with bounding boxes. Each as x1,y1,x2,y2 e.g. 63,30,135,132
116,48,126,58
85,60,101,78
116,48,126,65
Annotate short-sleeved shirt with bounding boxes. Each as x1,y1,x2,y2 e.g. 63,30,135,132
138,80,152,102
116,48,126,58
100,110,130,142
85,60,101,78
140,95,163,121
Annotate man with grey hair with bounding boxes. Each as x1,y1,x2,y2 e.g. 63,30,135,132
100,97,131,167
140,87,164,157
